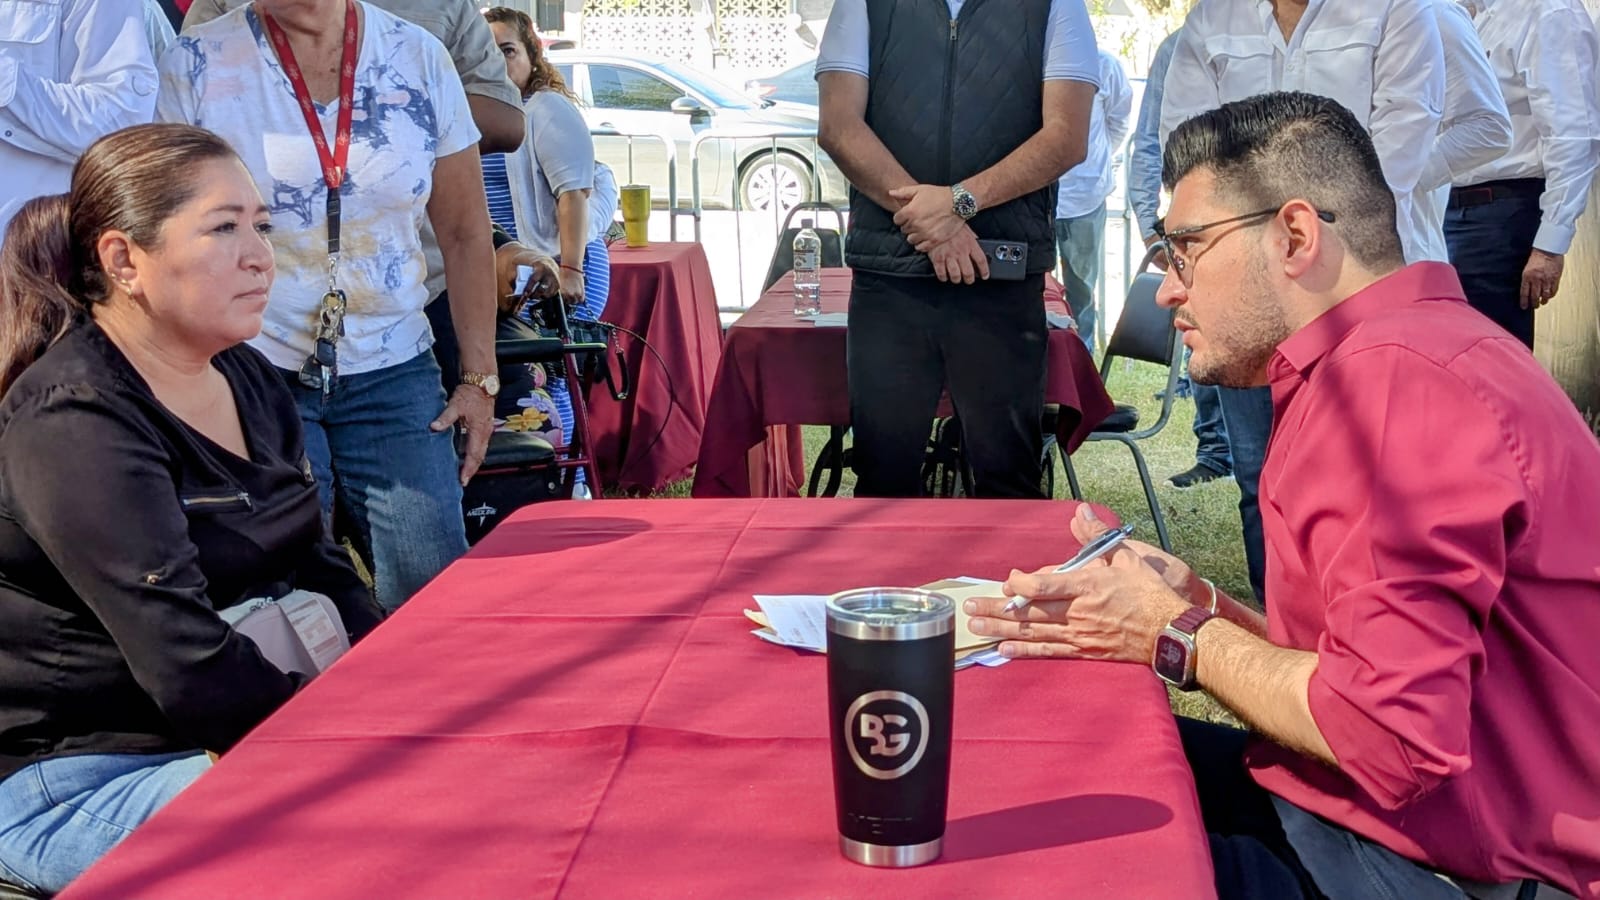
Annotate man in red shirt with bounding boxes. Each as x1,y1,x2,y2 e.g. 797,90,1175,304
967,91,1600,900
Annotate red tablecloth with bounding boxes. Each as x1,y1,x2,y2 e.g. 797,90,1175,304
63,499,1213,900
692,269,1115,497
592,242,723,492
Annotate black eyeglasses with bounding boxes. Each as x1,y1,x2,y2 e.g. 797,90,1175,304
1154,207,1336,286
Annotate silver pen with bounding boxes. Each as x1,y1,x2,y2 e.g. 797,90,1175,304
1001,523,1136,613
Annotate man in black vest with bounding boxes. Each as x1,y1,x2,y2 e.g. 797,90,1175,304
816,0,1098,498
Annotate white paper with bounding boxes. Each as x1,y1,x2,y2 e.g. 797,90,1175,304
810,312,849,328
1046,311,1078,331
752,595,830,651
947,576,999,586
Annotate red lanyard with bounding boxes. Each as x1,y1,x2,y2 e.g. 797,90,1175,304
261,0,357,279
261,0,357,191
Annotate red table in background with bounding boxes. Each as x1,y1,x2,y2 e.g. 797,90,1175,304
592,242,723,492
63,500,1215,900
693,269,1115,497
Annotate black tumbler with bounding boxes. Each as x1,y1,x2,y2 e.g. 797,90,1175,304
826,588,955,867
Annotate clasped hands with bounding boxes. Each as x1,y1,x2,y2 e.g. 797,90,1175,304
887,184,989,285
964,506,1210,664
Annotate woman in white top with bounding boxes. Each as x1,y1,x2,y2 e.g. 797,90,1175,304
157,0,499,611
484,7,615,482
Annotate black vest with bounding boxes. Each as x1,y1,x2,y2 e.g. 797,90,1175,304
847,0,1056,277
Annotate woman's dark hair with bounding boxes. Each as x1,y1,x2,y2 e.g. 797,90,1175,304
0,124,238,395
484,7,579,102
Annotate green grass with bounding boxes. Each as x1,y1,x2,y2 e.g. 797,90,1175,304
615,358,1250,723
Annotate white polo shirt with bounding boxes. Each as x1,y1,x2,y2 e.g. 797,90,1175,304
815,0,1101,86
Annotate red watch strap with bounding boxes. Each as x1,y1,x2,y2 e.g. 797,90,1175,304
1169,606,1214,637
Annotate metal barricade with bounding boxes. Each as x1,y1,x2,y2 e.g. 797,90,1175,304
688,124,831,312
588,125,682,239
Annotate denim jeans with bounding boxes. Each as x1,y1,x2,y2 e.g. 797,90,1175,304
1055,204,1107,351
1444,183,1543,348
284,349,468,611
1178,718,1506,900
1188,348,1231,475
0,751,209,893
1218,384,1275,602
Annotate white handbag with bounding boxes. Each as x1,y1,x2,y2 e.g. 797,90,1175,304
218,589,350,676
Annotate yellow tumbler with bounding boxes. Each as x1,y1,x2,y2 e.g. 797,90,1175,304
620,184,651,248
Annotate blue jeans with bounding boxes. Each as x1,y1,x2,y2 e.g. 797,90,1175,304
285,349,468,611
1189,349,1231,474
0,751,209,893
1218,384,1274,602
1055,204,1106,351
1179,718,1493,900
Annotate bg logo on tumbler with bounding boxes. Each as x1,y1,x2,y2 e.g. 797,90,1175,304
844,691,930,780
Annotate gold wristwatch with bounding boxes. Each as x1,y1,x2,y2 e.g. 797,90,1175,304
460,372,501,397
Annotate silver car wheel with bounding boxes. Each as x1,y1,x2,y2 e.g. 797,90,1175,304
740,153,812,213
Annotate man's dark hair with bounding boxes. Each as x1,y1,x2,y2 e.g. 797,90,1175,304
1162,91,1405,270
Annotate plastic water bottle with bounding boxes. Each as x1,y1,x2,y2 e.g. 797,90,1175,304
792,218,822,317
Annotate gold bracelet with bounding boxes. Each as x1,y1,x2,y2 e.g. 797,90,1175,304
1200,578,1218,614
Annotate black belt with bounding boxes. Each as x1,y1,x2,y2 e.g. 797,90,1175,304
1447,178,1545,209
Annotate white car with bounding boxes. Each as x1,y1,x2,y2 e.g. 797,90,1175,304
550,51,849,213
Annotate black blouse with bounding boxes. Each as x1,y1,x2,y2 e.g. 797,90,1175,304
0,322,383,781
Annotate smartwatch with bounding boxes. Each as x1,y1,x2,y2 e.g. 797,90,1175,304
1152,606,1216,691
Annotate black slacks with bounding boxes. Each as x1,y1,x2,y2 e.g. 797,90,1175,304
845,269,1047,499
1444,179,1545,349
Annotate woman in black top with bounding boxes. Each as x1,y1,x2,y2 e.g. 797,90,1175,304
0,125,382,894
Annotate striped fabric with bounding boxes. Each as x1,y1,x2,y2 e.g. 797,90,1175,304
481,152,519,240
548,237,612,486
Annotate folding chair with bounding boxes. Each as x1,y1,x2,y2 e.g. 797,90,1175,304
760,201,847,293
1061,247,1183,550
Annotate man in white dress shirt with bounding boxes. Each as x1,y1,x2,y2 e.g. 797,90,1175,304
1414,0,1511,262
0,0,158,241
144,0,178,58
1446,0,1600,348
1056,49,1133,351
1158,0,1447,603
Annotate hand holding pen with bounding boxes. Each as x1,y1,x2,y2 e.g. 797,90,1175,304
1000,523,1136,614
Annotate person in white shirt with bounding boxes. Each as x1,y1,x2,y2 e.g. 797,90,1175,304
1055,49,1133,351
1158,0,1446,604
815,0,1099,499
144,0,178,59
158,0,499,612
1445,0,1600,348
0,0,158,240
1411,0,1512,262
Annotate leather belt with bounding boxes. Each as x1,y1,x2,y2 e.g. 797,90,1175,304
1447,178,1546,209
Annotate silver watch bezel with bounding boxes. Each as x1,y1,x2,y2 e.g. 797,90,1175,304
951,183,978,220
1152,626,1199,690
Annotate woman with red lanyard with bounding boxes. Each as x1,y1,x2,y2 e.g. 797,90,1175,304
158,0,498,611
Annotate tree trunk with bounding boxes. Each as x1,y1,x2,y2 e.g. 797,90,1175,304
1540,1,1600,434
